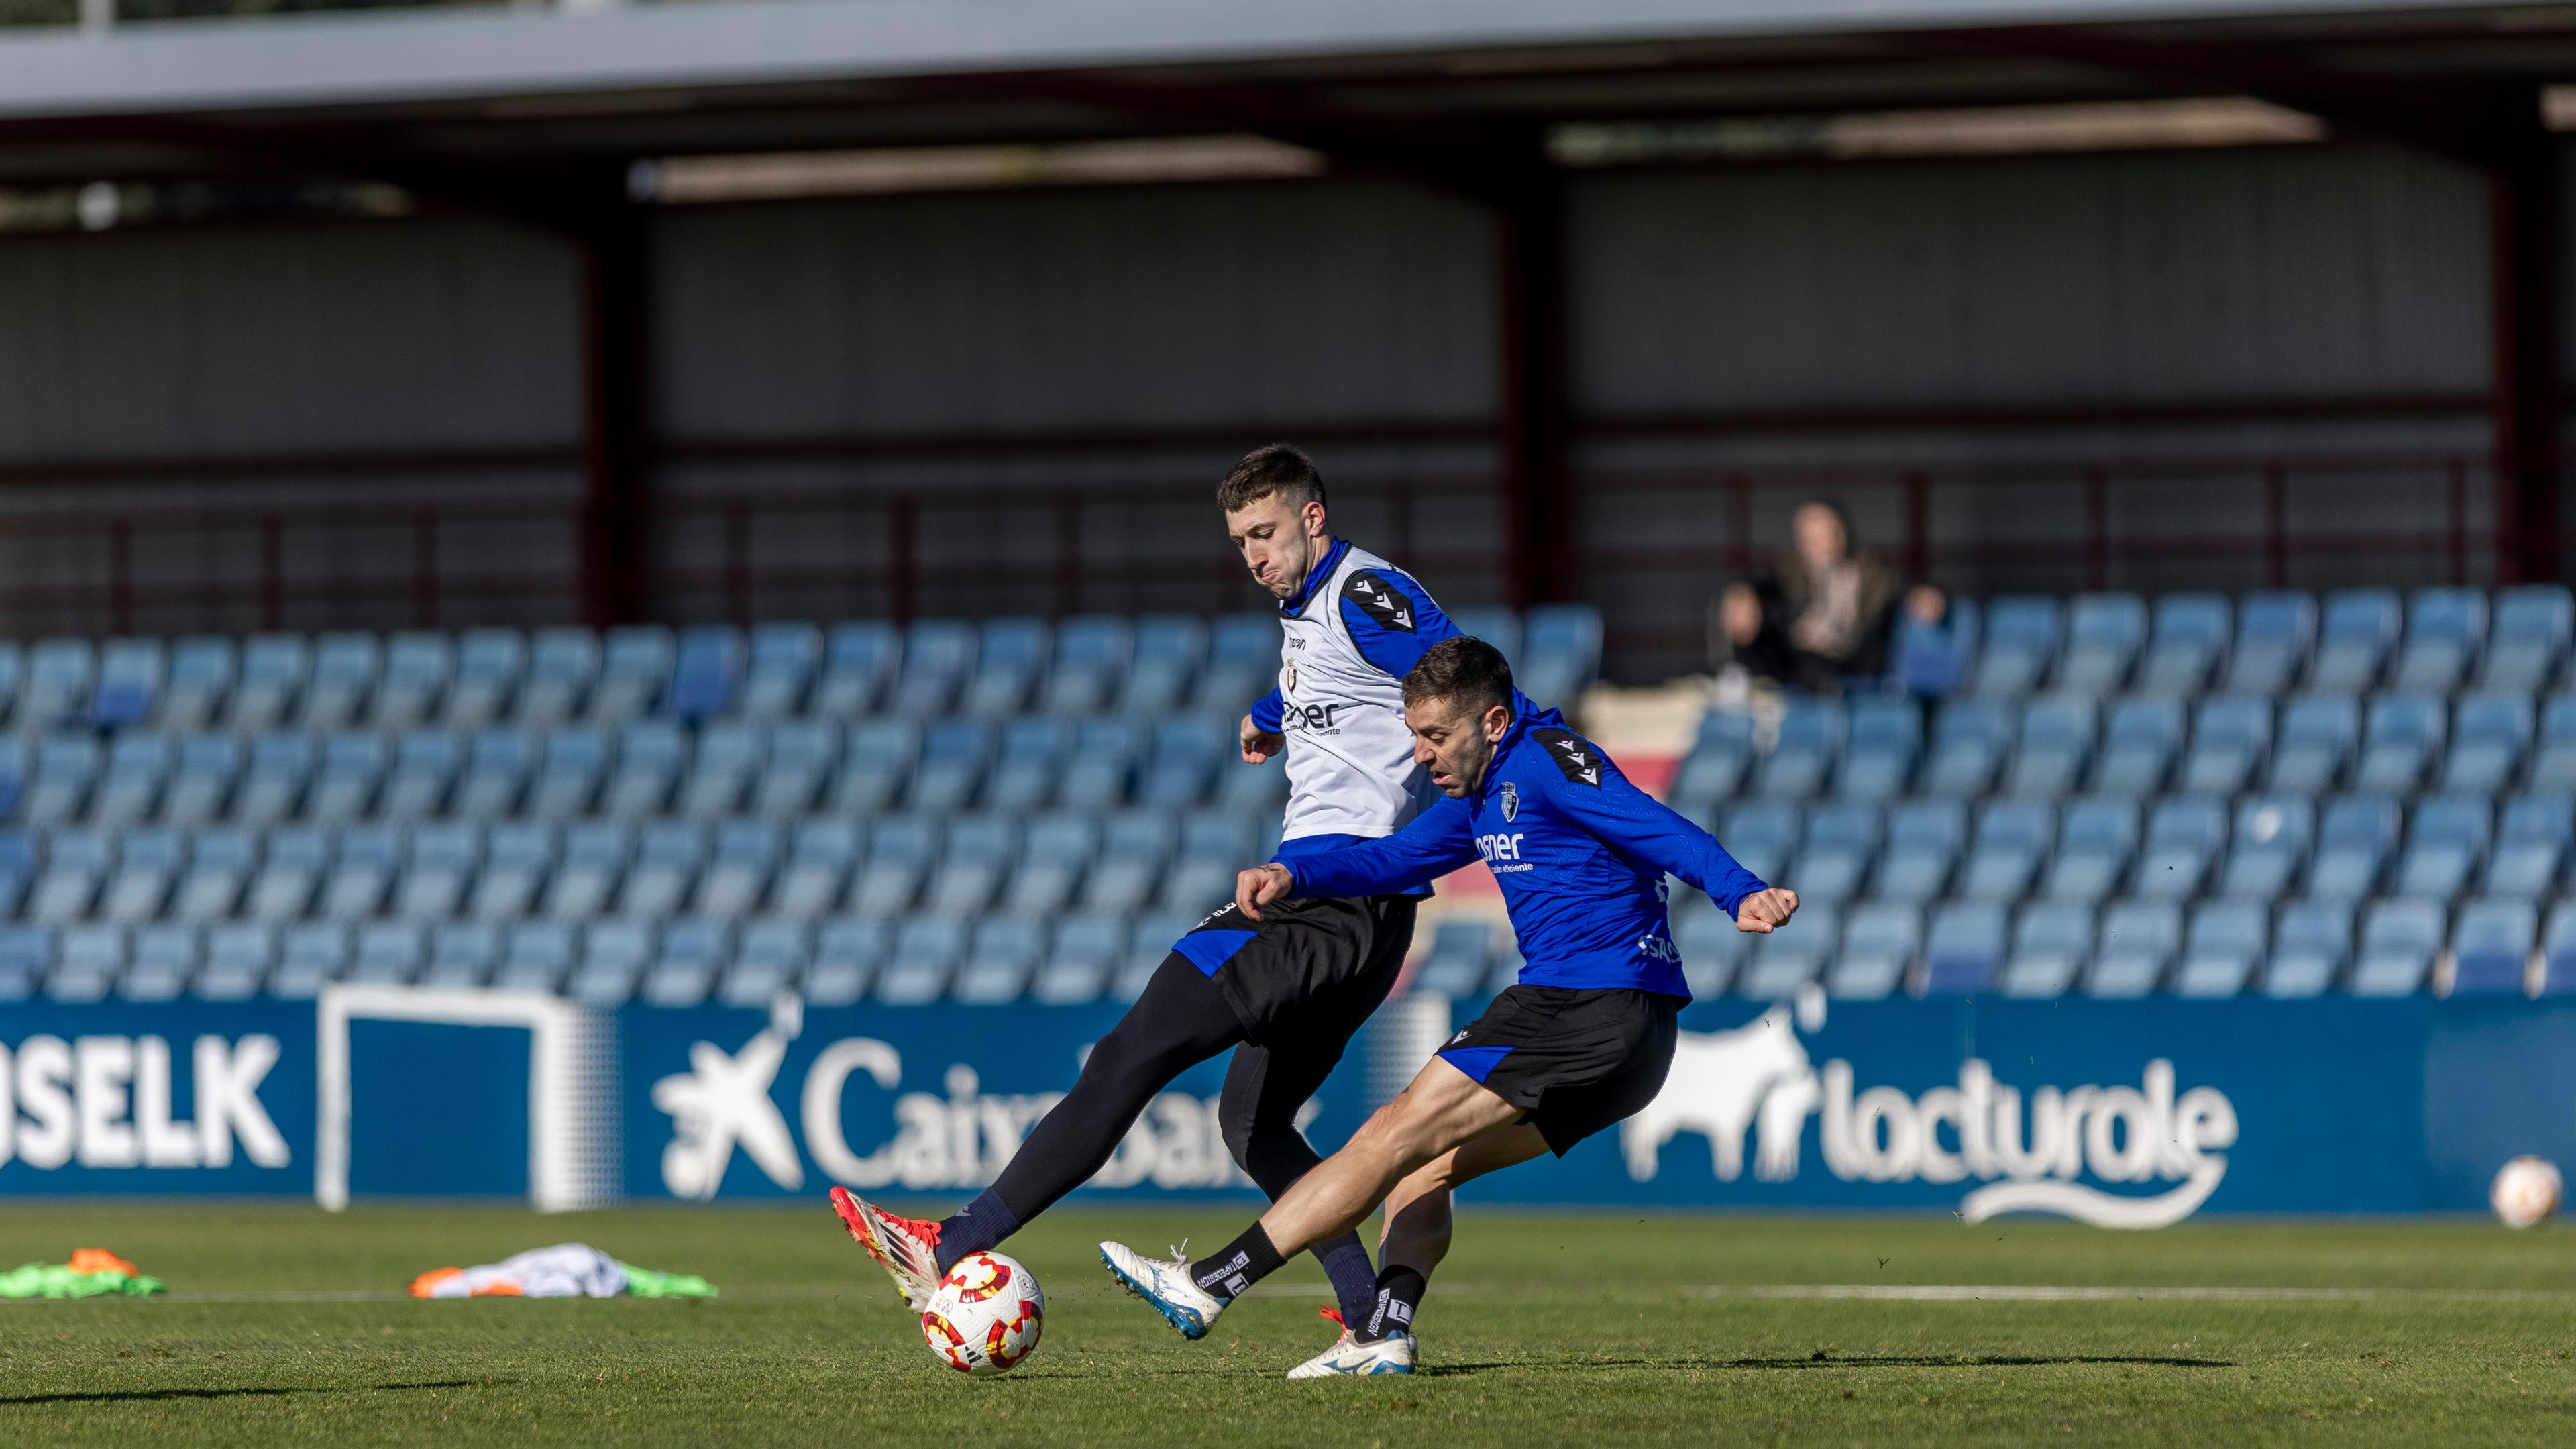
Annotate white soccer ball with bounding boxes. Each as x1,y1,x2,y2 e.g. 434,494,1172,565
2490,1155,2563,1230
919,1251,1045,1375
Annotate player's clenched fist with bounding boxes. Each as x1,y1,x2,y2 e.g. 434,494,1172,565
1240,713,1287,764
1734,887,1799,934
1235,863,1296,921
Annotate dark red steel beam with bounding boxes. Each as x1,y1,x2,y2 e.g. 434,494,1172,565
578,197,653,629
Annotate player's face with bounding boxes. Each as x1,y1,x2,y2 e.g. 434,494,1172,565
1406,695,1512,798
1226,494,1329,600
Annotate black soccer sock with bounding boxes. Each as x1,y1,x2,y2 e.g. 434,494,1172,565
933,1188,1023,1275
1358,1265,1427,1342
1189,1224,1286,1302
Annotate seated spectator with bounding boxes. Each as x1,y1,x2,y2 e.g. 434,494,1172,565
1717,500,1945,694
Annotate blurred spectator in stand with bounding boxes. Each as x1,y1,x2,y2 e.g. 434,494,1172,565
1717,500,1946,694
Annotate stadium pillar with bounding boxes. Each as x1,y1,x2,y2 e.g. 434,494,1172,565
2489,152,2561,584
578,207,652,628
1496,176,1573,609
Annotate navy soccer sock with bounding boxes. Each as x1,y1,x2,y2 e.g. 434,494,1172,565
1315,1232,1379,1328
933,1189,1023,1275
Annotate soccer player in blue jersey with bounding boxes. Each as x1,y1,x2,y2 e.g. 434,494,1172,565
835,445,1475,1375
1100,635,1796,1368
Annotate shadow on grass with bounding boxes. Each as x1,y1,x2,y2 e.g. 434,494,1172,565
0,1379,501,1407
1418,1354,2235,1377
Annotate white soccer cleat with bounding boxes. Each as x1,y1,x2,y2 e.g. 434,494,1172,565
1287,1311,1417,1379
1097,1240,1227,1340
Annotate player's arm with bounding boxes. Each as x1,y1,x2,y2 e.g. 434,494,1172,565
1337,568,1458,681
1236,793,1479,919
1242,688,1287,763
1538,743,1797,933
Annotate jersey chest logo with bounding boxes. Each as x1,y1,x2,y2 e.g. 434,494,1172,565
1500,780,1519,822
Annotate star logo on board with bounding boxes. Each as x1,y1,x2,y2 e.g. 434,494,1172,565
650,1012,804,1199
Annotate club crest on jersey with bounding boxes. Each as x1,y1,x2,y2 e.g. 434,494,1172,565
1500,781,1519,822
1535,729,1603,787
1285,658,1297,692
1342,570,1415,631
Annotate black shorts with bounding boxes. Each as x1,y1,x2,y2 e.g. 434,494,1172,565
1435,985,1683,1156
1169,893,1417,1048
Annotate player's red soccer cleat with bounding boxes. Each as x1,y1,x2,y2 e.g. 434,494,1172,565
829,1185,943,1311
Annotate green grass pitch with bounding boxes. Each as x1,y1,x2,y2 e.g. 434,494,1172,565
1,1201,2572,1446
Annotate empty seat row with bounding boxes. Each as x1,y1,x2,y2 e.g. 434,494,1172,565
0,811,1281,929
1886,586,2573,701
0,606,1603,735
1664,894,2576,1001
0,713,1293,828
1702,793,2576,906
1678,688,2576,808
0,908,1215,1010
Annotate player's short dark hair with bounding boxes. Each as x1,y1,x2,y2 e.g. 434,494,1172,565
1403,635,1514,718
1216,444,1328,514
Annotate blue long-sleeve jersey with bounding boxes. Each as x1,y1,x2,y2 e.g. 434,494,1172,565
1279,706,1768,998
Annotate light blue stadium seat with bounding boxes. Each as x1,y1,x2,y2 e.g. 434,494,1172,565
2000,900,2093,998
2176,900,2267,997
305,733,387,824
2392,795,2490,900
1215,752,1292,814
739,622,823,721
529,727,608,820
0,644,23,732
0,830,30,920
2088,899,2180,997
1144,715,1232,808
2541,904,2576,995
1192,614,1277,716
592,625,676,724
1971,596,2063,699
92,637,164,731
164,735,241,826
446,629,526,728
2479,586,2571,692
2304,795,2400,900
1958,799,2053,902
1117,911,1201,1001
2042,797,2137,904
1717,801,1798,884
2449,898,2536,996
1888,595,1976,698
2215,796,2314,900
123,923,199,1002
1058,718,1146,811
2178,695,2271,796
2353,692,2445,794
2390,588,2486,694
828,718,917,814
543,822,633,922
1871,800,1963,903
1920,700,2011,798
1668,710,1754,812
2134,796,2224,901
322,826,403,921
1006,814,1097,915
1414,919,1496,999
2223,592,2316,696
644,919,730,1008
2483,796,2571,897
1033,912,1126,1005
379,730,459,820
2306,589,2400,692
160,635,236,731
570,920,654,1005
680,722,766,818
518,628,600,726
619,822,707,919
1042,616,1133,716
965,617,1051,718
424,922,499,989
2262,900,2352,997
471,823,555,922
298,633,381,731
2351,899,2445,996
1922,902,2006,994
665,625,744,722
496,922,576,994
1836,696,1921,802
1451,608,1524,670
1739,902,1837,999
197,924,273,1001
1829,900,1916,999
1670,896,1746,997
2530,692,2576,793
1789,802,1880,902
396,823,481,922
28,827,106,926
24,638,96,731
1120,615,1207,716
892,619,978,718
171,828,253,923
922,815,1018,916
2055,593,2146,694
720,918,810,1008
881,917,967,1004
0,923,46,1002
772,821,861,919
2002,694,2097,799
814,621,900,718
695,821,782,920
605,720,689,819
454,728,534,820
351,922,424,986
2089,696,2184,797
244,827,327,924
952,917,1044,1004
101,828,183,926
374,632,453,729
2441,692,2533,794
808,917,891,1006
92,733,171,828
229,634,311,732
48,924,125,1002
850,816,938,916
2265,694,2359,794
1754,700,1843,801
1519,604,1603,706
981,718,1071,814
24,734,101,826
1085,811,1178,914
755,720,836,818
272,922,350,999
907,717,995,814
1162,812,1258,914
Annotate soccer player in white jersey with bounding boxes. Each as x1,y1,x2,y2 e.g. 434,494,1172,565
834,445,1467,1375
